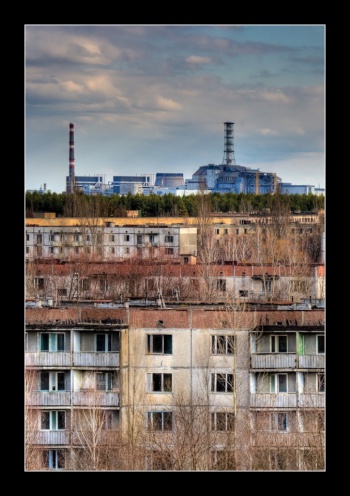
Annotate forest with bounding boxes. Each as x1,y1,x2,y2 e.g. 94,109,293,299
26,190,324,218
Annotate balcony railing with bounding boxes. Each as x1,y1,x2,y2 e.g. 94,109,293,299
72,352,119,367
32,430,70,445
251,354,296,369
26,391,71,406
298,354,325,369
298,393,325,408
72,391,119,406
250,393,297,408
25,352,71,367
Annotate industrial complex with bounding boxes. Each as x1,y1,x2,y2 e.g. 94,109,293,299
30,122,324,197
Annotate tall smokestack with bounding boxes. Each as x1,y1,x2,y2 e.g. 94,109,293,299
222,122,236,166
68,123,75,193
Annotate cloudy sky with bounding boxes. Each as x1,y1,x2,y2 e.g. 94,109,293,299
25,24,325,193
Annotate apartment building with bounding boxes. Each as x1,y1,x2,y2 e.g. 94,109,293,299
25,304,325,471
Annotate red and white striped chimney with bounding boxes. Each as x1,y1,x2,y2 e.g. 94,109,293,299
68,123,75,193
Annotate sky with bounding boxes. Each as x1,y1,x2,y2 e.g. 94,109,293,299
25,24,325,193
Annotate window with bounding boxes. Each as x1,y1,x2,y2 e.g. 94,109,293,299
109,234,115,242
43,449,65,470
109,247,115,254
124,247,130,254
147,373,172,392
137,234,142,244
165,235,173,243
147,451,172,470
73,233,79,241
317,335,325,354
35,277,45,290
211,373,234,393
96,234,102,244
272,412,288,432
149,234,157,243
102,410,119,430
147,412,173,431
41,411,66,430
236,229,239,235
239,290,248,297
183,256,189,264
26,247,30,254
36,234,42,244
217,279,226,292
40,372,65,391
26,233,30,241
270,374,288,393
86,234,90,242
271,335,287,353
211,412,235,431
58,288,67,296
211,450,235,470
212,335,234,355
40,333,65,352
147,334,172,354
96,333,112,352
216,229,220,234
124,234,130,242
165,248,174,255
224,228,228,235
317,373,325,392
96,372,118,391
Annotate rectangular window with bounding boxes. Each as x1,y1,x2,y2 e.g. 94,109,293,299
96,372,118,391
147,373,172,392
58,288,67,296
270,374,288,393
211,373,234,393
26,233,30,241
137,234,142,244
35,277,45,290
40,333,65,352
271,335,288,353
216,229,220,234
165,248,174,255
147,334,172,354
317,373,325,392
211,412,235,431
217,279,226,292
212,335,234,355
86,234,90,242
36,234,43,244
73,233,79,241
271,412,288,432
224,228,228,235
43,449,65,470
165,235,173,243
211,450,235,470
147,451,172,471
41,411,66,430
40,372,65,391
109,247,115,254
26,247,30,254
317,335,324,354
109,234,115,242
147,412,173,431
96,333,112,352
124,234,130,242
239,290,248,297
124,247,130,254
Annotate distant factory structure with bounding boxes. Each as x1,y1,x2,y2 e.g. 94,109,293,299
33,121,325,196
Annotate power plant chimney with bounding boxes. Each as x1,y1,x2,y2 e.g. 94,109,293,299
68,123,75,193
222,122,236,167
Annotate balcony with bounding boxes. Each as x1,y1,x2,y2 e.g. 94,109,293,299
32,430,70,445
251,354,296,369
298,354,325,369
250,393,297,408
26,391,71,406
72,352,119,367
25,352,71,367
72,391,119,406
298,393,325,408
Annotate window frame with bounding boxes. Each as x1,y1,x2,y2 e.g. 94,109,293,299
96,333,112,352
146,411,173,432
147,373,172,393
40,333,65,352
41,410,66,430
147,334,172,355
270,335,288,353
40,371,66,391
211,412,235,431
211,335,235,355
317,334,325,354
211,373,234,393
270,373,288,393
317,373,325,393
43,449,65,470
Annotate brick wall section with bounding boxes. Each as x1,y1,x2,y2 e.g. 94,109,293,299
26,307,325,328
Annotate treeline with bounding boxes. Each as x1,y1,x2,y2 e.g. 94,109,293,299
26,190,324,218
